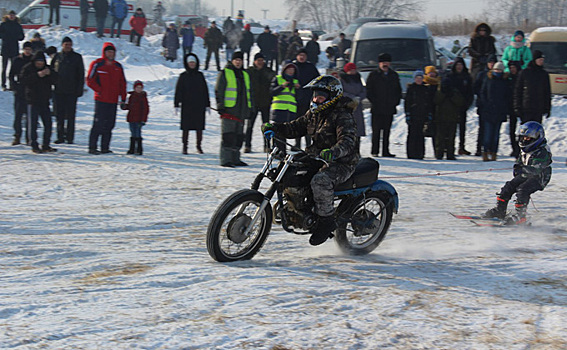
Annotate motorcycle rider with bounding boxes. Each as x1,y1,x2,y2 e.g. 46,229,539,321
262,75,360,246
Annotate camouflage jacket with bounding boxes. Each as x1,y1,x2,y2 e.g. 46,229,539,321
513,140,552,188
273,96,360,166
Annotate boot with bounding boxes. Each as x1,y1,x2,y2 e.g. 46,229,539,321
491,152,497,161
127,137,135,154
482,152,489,162
506,202,528,224
182,130,189,154
483,196,508,219
12,136,20,145
196,130,204,154
458,148,471,155
135,138,143,155
309,216,337,246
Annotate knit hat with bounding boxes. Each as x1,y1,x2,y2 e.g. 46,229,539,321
254,52,265,61
343,62,357,72
297,48,308,55
62,36,72,44
513,30,525,38
186,55,197,63
33,32,41,38
9,10,16,15
493,62,505,71
23,41,33,49
232,51,244,60
413,70,424,79
32,51,46,62
533,50,545,60
487,54,497,63
378,53,392,62
45,46,57,56
133,80,144,89
104,44,115,52
424,65,437,75
244,24,251,30
264,25,270,30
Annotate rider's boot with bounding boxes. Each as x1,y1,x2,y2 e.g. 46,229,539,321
506,202,528,224
309,216,337,246
483,196,508,219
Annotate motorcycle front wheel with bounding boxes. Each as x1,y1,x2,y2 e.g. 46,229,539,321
206,189,273,262
335,191,394,255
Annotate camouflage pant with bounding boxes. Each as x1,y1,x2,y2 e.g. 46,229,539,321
310,162,355,217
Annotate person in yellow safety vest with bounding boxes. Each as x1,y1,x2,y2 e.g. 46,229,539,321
270,62,300,153
215,51,253,167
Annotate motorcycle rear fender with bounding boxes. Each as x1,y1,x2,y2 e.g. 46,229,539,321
334,180,399,213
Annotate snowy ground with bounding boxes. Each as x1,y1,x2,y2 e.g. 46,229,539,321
1,28,566,349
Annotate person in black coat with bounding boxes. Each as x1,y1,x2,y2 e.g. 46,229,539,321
174,53,210,154
9,42,33,145
473,54,497,156
480,62,511,161
292,48,320,147
365,52,402,157
257,26,277,69
304,34,320,66
93,0,109,38
20,51,58,153
513,50,551,124
0,11,25,90
51,37,85,144
49,0,61,25
446,57,474,155
404,70,430,159
239,24,255,66
469,22,496,82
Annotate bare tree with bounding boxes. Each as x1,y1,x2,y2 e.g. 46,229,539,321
496,0,567,27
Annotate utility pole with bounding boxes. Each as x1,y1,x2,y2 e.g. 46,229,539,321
261,9,268,19
231,0,234,17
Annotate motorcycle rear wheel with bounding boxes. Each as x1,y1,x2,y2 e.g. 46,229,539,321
206,189,273,262
335,191,393,255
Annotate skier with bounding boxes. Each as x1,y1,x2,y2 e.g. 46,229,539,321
482,121,552,224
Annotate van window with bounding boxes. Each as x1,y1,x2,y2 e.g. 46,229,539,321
530,42,567,73
21,7,43,24
354,39,433,70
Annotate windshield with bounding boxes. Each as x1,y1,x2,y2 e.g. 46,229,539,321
530,42,567,72
354,39,433,69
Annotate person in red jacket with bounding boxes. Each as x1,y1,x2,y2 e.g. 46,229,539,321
86,42,127,154
122,80,149,155
129,8,146,47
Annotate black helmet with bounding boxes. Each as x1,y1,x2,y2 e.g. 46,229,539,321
304,75,343,113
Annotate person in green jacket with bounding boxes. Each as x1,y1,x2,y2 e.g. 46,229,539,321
502,30,532,72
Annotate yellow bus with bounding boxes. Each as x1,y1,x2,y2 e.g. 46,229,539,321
529,27,567,95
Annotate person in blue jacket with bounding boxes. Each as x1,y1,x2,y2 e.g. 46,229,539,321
180,21,195,56
110,0,128,38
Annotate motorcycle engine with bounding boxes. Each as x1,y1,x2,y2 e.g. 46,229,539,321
282,186,316,230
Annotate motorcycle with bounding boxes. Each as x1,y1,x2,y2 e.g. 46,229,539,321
206,139,399,262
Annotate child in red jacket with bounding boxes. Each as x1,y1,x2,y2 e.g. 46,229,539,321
122,80,149,155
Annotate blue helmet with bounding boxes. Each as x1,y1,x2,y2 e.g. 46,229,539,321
517,121,545,152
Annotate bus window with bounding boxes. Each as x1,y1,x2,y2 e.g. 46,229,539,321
21,8,43,25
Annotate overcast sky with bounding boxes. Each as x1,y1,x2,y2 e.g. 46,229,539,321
209,0,488,23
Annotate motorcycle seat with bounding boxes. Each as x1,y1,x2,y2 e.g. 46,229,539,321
335,158,380,191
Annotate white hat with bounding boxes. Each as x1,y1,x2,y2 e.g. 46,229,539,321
186,55,197,63
493,62,504,71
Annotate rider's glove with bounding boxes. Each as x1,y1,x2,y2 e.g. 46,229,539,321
261,122,273,133
264,130,275,140
320,148,334,161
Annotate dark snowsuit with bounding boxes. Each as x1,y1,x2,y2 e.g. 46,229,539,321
204,26,223,70
446,57,474,152
174,53,210,153
0,15,24,89
9,53,32,141
404,82,430,159
270,96,360,217
365,67,402,156
246,63,276,150
433,80,465,160
305,39,320,65
480,71,511,153
257,31,277,68
51,49,85,143
513,61,551,124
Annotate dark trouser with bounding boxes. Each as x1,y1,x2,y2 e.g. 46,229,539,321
476,113,484,155
311,162,356,217
371,113,393,156
499,175,543,205
220,118,244,165
130,30,142,46
434,121,457,159
13,94,27,138
129,122,143,138
49,5,60,25
28,103,52,149
2,55,14,88
80,11,88,31
245,106,270,149
205,48,220,70
482,120,502,153
509,114,520,156
96,15,106,37
183,46,193,56
55,94,78,143
457,109,467,150
110,17,125,38
89,101,117,151
406,118,426,159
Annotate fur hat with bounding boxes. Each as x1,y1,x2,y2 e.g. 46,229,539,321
424,65,437,75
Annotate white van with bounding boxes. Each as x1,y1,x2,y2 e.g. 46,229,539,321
351,21,437,92
18,0,135,36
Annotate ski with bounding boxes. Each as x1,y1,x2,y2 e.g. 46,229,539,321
449,213,501,221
